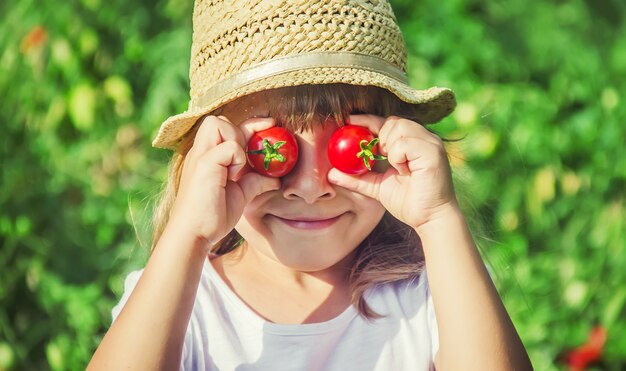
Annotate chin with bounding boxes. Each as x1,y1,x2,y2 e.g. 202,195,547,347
269,243,358,273
237,232,360,273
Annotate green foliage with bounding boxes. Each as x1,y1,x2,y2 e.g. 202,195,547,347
0,0,624,369
1,0,190,368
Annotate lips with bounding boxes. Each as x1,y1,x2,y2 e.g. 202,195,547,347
269,213,344,230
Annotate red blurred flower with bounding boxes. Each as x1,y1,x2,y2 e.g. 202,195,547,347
564,326,607,371
20,26,48,54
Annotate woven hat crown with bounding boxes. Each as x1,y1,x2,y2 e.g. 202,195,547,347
189,0,407,110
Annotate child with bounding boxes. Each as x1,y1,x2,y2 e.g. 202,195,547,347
89,0,532,370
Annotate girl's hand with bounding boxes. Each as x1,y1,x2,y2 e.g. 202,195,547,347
167,115,280,251
327,115,458,230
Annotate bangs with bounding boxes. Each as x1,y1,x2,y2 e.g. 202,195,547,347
264,84,421,132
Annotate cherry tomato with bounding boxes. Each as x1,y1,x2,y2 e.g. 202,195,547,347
246,127,298,177
327,125,386,175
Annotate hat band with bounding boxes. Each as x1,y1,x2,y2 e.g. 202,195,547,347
191,52,409,110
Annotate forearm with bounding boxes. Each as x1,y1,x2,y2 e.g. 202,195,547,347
417,206,532,370
87,225,208,370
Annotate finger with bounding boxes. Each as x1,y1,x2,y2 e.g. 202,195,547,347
237,171,281,204
199,140,248,184
386,137,418,176
347,114,386,135
380,116,441,151
238,117,276,143
387,138,447,174
231,163,253,182
189,115,245,157
327,168,383,200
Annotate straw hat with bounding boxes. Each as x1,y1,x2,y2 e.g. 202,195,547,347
152,0,456,149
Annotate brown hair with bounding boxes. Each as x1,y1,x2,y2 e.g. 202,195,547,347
152,83,437,320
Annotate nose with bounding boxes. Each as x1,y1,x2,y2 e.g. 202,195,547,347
281,129,336,204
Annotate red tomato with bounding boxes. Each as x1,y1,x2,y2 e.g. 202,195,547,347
246,127,298,177
327,125,386,175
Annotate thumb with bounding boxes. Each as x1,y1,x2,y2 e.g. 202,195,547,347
237,172,281,204
327,168,381,200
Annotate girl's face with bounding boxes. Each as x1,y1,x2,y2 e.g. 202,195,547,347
219,91,386,273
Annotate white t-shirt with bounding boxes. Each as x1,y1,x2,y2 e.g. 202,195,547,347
112,259,439,370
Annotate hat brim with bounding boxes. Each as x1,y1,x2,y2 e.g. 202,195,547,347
152,67,456,149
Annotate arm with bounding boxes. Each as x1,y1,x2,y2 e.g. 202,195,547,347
417,205,532,370
327,114,532,370
87,229,206,370
87,116,279,370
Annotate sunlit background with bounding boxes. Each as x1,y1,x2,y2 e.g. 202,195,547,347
1,0,625,369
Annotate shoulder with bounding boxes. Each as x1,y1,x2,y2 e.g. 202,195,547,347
368,270,431,301
365,270,433,319
111,268,145,322
365,271,439,363
121,269,144,289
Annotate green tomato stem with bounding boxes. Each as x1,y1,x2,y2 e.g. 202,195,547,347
357,138,386,171
247,139,287,170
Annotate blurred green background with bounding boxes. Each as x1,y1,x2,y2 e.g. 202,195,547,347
1,0,624,369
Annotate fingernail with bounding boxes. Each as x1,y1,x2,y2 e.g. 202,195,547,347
327,168,342,183
218,115,237,125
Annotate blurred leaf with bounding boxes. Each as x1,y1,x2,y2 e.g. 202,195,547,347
0,342,15,370
0,0,625,369
603,288,626,328
68,82,97,131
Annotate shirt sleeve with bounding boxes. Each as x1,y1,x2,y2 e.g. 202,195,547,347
111,269,144,323
110,269,192,369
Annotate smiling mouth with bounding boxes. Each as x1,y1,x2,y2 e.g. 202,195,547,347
270,214,344,230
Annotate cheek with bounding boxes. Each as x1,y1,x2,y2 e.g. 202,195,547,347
348,188,386,214
355,196,386,231
234,209,275,259
236,195,272,236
